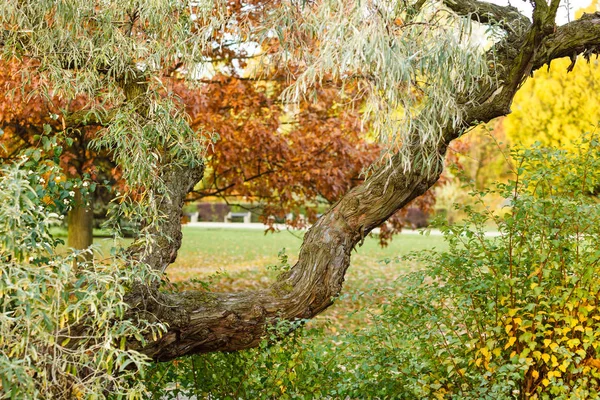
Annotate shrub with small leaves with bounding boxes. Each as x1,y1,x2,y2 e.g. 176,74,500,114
376,135,600,399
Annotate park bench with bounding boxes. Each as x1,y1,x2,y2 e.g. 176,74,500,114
224,211,252,224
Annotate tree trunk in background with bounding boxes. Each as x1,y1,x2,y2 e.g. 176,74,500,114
67,188,93,251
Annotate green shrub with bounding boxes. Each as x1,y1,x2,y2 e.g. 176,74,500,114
0,155,164,399
377,137,600,399
149,137,600,399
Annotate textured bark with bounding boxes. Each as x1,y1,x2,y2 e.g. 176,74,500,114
124,7,600,361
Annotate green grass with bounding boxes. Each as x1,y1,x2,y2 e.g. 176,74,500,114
63,225,449,329
57,226,448,289
169,227,447,281
168,227,448,329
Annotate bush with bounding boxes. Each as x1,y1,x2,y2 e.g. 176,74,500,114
378,137,600,399
0,156,164,399
148,136,600,399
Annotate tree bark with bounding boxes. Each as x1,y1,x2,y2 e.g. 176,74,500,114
125,6,600,360
67,188,93,251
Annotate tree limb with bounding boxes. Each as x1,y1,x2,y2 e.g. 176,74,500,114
443,0,530,34
532,12,600,71
125,7,600,360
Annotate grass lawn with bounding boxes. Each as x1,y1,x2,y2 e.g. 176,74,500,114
168,227,449,330
169,226,448,281
67,225,448,330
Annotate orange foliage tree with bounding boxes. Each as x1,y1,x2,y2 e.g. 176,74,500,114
1,1,435,248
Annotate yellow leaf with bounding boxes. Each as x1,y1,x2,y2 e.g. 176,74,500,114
531,370,539,379
543,339,552,347
551,370,561,378
480,347,490,358
542,379,550,387
505,324,513,334
505,336,517,350
549,342,559,352
570,318,578,328
513,317,522,325
559,361,569,373
541,353,550,363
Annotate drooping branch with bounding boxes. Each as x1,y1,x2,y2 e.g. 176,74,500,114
125,4,600,361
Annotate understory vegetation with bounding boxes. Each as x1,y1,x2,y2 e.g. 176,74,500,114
2,132,600,399
0,151,164,399
149,137,600,399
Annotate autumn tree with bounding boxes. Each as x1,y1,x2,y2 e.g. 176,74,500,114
505,57,600,149
168,66,381,229
2,0,600,370
0,58,105,249
504,0,600,150
0,3,387,249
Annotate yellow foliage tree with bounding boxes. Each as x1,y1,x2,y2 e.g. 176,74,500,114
504,1,600,149
505,53,600,150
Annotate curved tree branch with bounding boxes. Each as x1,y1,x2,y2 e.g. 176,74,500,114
125,5,600,361
533,12,600,71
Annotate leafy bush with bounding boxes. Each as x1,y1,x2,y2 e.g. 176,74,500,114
377,137,600,399
149,136,600,399
0,155,164,399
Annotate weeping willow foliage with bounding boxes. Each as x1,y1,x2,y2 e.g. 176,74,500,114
0,0,222,100
0,0,222,186
0,160,167,399
1,0,225,252
272,0,490,175
0,3,226,397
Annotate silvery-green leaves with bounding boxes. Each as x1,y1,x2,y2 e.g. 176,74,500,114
0,162,165,399
273,0,489,175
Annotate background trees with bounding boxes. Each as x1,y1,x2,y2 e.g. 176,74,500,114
0,1,389,247
505,57,600,149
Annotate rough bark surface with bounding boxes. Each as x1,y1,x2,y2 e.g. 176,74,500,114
125,4,600,360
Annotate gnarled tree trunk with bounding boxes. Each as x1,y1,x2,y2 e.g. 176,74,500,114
125,5,600,360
